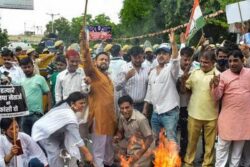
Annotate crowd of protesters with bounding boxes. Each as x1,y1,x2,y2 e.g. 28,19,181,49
0,30,250,167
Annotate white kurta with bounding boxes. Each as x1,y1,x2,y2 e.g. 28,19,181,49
32,102,84,164
0,132,48,167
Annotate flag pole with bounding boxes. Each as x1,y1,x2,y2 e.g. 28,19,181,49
237,1,245,34
13,117,16,144
80,0,89,63
195,29,205,49
13,117,18,167
83,0,88,30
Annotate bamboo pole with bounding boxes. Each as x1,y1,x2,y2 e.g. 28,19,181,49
12,117,18,167
80,0,90,65
237,1,245,34
80,0,89,47
83,0,88,30
13,117,16,144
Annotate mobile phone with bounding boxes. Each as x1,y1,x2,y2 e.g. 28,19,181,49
15,139,24,155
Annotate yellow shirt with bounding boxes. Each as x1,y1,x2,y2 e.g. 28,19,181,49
186,68,219,120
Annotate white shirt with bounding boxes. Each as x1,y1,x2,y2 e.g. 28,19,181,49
142,59,157,69
145,59,180,114
109,57,127,81
32,103,84,160
178,67,191,107
0,65,25,85
108,57,127,112
0,132,48,167
55,68,90,103
116,62,150,103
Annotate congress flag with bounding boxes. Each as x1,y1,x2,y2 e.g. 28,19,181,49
185,0,205,41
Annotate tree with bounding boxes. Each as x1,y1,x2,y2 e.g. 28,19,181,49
43,0,236,45
90,14,121,39
120,0,153,36
0,28,8,48
45,13,120,44
70,14,92,43
45,17,71,44
70,14,119,42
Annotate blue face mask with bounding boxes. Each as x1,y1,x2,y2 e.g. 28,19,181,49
217,59,228,67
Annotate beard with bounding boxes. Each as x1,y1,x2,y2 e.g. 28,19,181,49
97,63,109,71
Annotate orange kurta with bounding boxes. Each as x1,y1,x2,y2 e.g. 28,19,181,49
83,51,117,136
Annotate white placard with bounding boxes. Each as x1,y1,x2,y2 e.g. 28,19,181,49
0,0,33,10
226,1,250,24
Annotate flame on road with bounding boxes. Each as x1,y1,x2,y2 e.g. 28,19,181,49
153,129,181,167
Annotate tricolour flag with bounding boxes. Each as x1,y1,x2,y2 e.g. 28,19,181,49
185,0,205,41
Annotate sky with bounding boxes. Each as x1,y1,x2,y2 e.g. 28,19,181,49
0,0,123,35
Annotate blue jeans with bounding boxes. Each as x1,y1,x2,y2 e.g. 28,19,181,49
151,107,179,142
28,158,44,167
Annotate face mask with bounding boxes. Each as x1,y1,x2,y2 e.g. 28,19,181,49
217,59,228,67
146,53,154,61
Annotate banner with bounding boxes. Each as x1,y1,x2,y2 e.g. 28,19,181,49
0,86,28,118
88,26,112,41
0,0,33,10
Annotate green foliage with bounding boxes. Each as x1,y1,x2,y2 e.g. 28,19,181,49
45,14,120,44
45,17,71,44
160,0,193,28
218,0,237,9
54,17,71,42
70,14,92,43
0,28,9,48
43,0,236,46
120,0,153,35
200,0,220,14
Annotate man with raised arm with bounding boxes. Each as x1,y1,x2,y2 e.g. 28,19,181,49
143,31,180,143
80,32,117,167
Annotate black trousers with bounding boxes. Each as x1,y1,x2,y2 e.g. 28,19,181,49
178,107,188,159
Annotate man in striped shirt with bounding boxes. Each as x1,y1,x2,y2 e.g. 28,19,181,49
116,46,150,112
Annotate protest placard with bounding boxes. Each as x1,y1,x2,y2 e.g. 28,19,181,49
88,26,112,41
226,1,250,24
0,85,28,118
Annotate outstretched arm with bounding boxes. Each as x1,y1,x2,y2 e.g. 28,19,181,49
169,31,178,60
80,30,95,76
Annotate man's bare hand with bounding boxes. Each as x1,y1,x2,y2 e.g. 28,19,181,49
180,32,186,44
84,76,92,85
125,69,136,81
210,74,220,89
169,30,176,44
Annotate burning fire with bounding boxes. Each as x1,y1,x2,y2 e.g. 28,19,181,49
153,129,181,167
119,135,145,167
119,129,181,167
119,155,133,167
